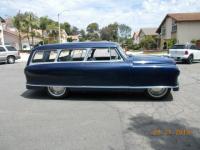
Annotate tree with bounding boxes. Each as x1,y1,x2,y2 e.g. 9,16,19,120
118,24,131,39
100,23,119,41
86,23,99,33
20,12,39,47
61,22,71,35
39,16,49,43
12,11,23,50
71,26,79,35
29,13,39,46
47,20,59,43
79,29,86,41
86,23,100,41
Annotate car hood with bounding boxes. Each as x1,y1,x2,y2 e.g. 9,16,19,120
129,55,175,65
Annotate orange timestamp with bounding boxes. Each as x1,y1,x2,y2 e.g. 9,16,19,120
150,129,192,136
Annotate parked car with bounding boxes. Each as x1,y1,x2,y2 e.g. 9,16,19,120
25,42,180,99
0,45,21,64
169,44,200,64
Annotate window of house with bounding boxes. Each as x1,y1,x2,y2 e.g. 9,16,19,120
58,49,86,62
172,20,177,33
161,26,166,36
32,50,58,63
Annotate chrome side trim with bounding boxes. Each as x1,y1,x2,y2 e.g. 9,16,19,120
26,84,179,89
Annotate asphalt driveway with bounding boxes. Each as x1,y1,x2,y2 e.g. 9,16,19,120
0,62,200,150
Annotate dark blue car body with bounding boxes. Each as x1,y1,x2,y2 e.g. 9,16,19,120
25,42,180,92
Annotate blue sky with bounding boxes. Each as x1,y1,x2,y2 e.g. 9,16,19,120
1,0,200,32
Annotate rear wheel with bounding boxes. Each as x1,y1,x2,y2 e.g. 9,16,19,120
186,55,193,64
7,56,15,64
47,86,68,98
145,88,171,100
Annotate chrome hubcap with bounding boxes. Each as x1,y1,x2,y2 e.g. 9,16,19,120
9,58,14,63
48,86,66,97
147,88,168,98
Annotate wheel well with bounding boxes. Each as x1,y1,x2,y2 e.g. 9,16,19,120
7,55,16,59
189,54,194,57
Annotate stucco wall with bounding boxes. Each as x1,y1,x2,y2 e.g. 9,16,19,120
4,32,19,50
177,21,200,44
161,17,172,40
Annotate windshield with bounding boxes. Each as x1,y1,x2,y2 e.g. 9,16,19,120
172,45,186,49
117,46,127,59
6,46,17,51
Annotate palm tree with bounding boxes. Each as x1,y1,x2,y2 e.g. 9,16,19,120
12,12,23,50
39,16,49,43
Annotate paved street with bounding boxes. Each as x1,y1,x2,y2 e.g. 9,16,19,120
0,62,200,150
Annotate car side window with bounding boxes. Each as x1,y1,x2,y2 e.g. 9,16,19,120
71,49,87,61
32,51,44,63
110,48,121,60
0,47,6,52
87,48,121,61
6,46,17,51
58,49,86,62
32,50,57,63
92,48,110,61
190,45,197,50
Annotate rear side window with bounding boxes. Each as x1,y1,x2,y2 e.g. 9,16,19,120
172,45,185,49
6,46,17,51
32,50,58,63
58,49,86,62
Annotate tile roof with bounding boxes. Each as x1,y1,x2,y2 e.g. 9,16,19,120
168,12,200,21
139,28,158,36
157,12,200,33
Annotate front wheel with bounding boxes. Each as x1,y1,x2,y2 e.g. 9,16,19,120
47,86,68,98
145,88,171,100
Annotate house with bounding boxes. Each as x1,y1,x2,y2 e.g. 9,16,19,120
0,17,5,45
0,17,19,49
4,30,19,49
66,34,80,42
138,27,159,48
156,12,200,49
132,31,139,44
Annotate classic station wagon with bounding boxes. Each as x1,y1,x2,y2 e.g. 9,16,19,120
25,42,180,99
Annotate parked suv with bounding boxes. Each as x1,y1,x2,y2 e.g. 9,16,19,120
0,45,20,64
169,44,200,64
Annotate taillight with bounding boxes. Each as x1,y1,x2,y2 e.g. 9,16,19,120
185,51,188,55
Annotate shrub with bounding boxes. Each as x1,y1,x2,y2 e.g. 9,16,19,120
140,36,157,50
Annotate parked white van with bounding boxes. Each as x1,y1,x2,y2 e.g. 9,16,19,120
169,44,200,64
0,45,20,64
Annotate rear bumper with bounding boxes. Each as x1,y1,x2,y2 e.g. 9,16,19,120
16,55,21,60
170,56,188,60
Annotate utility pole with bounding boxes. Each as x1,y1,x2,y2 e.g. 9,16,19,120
57,10,69,43
58,13,61,43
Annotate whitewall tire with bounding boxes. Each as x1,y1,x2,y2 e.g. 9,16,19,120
146,88,170,99
47,86,68,98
